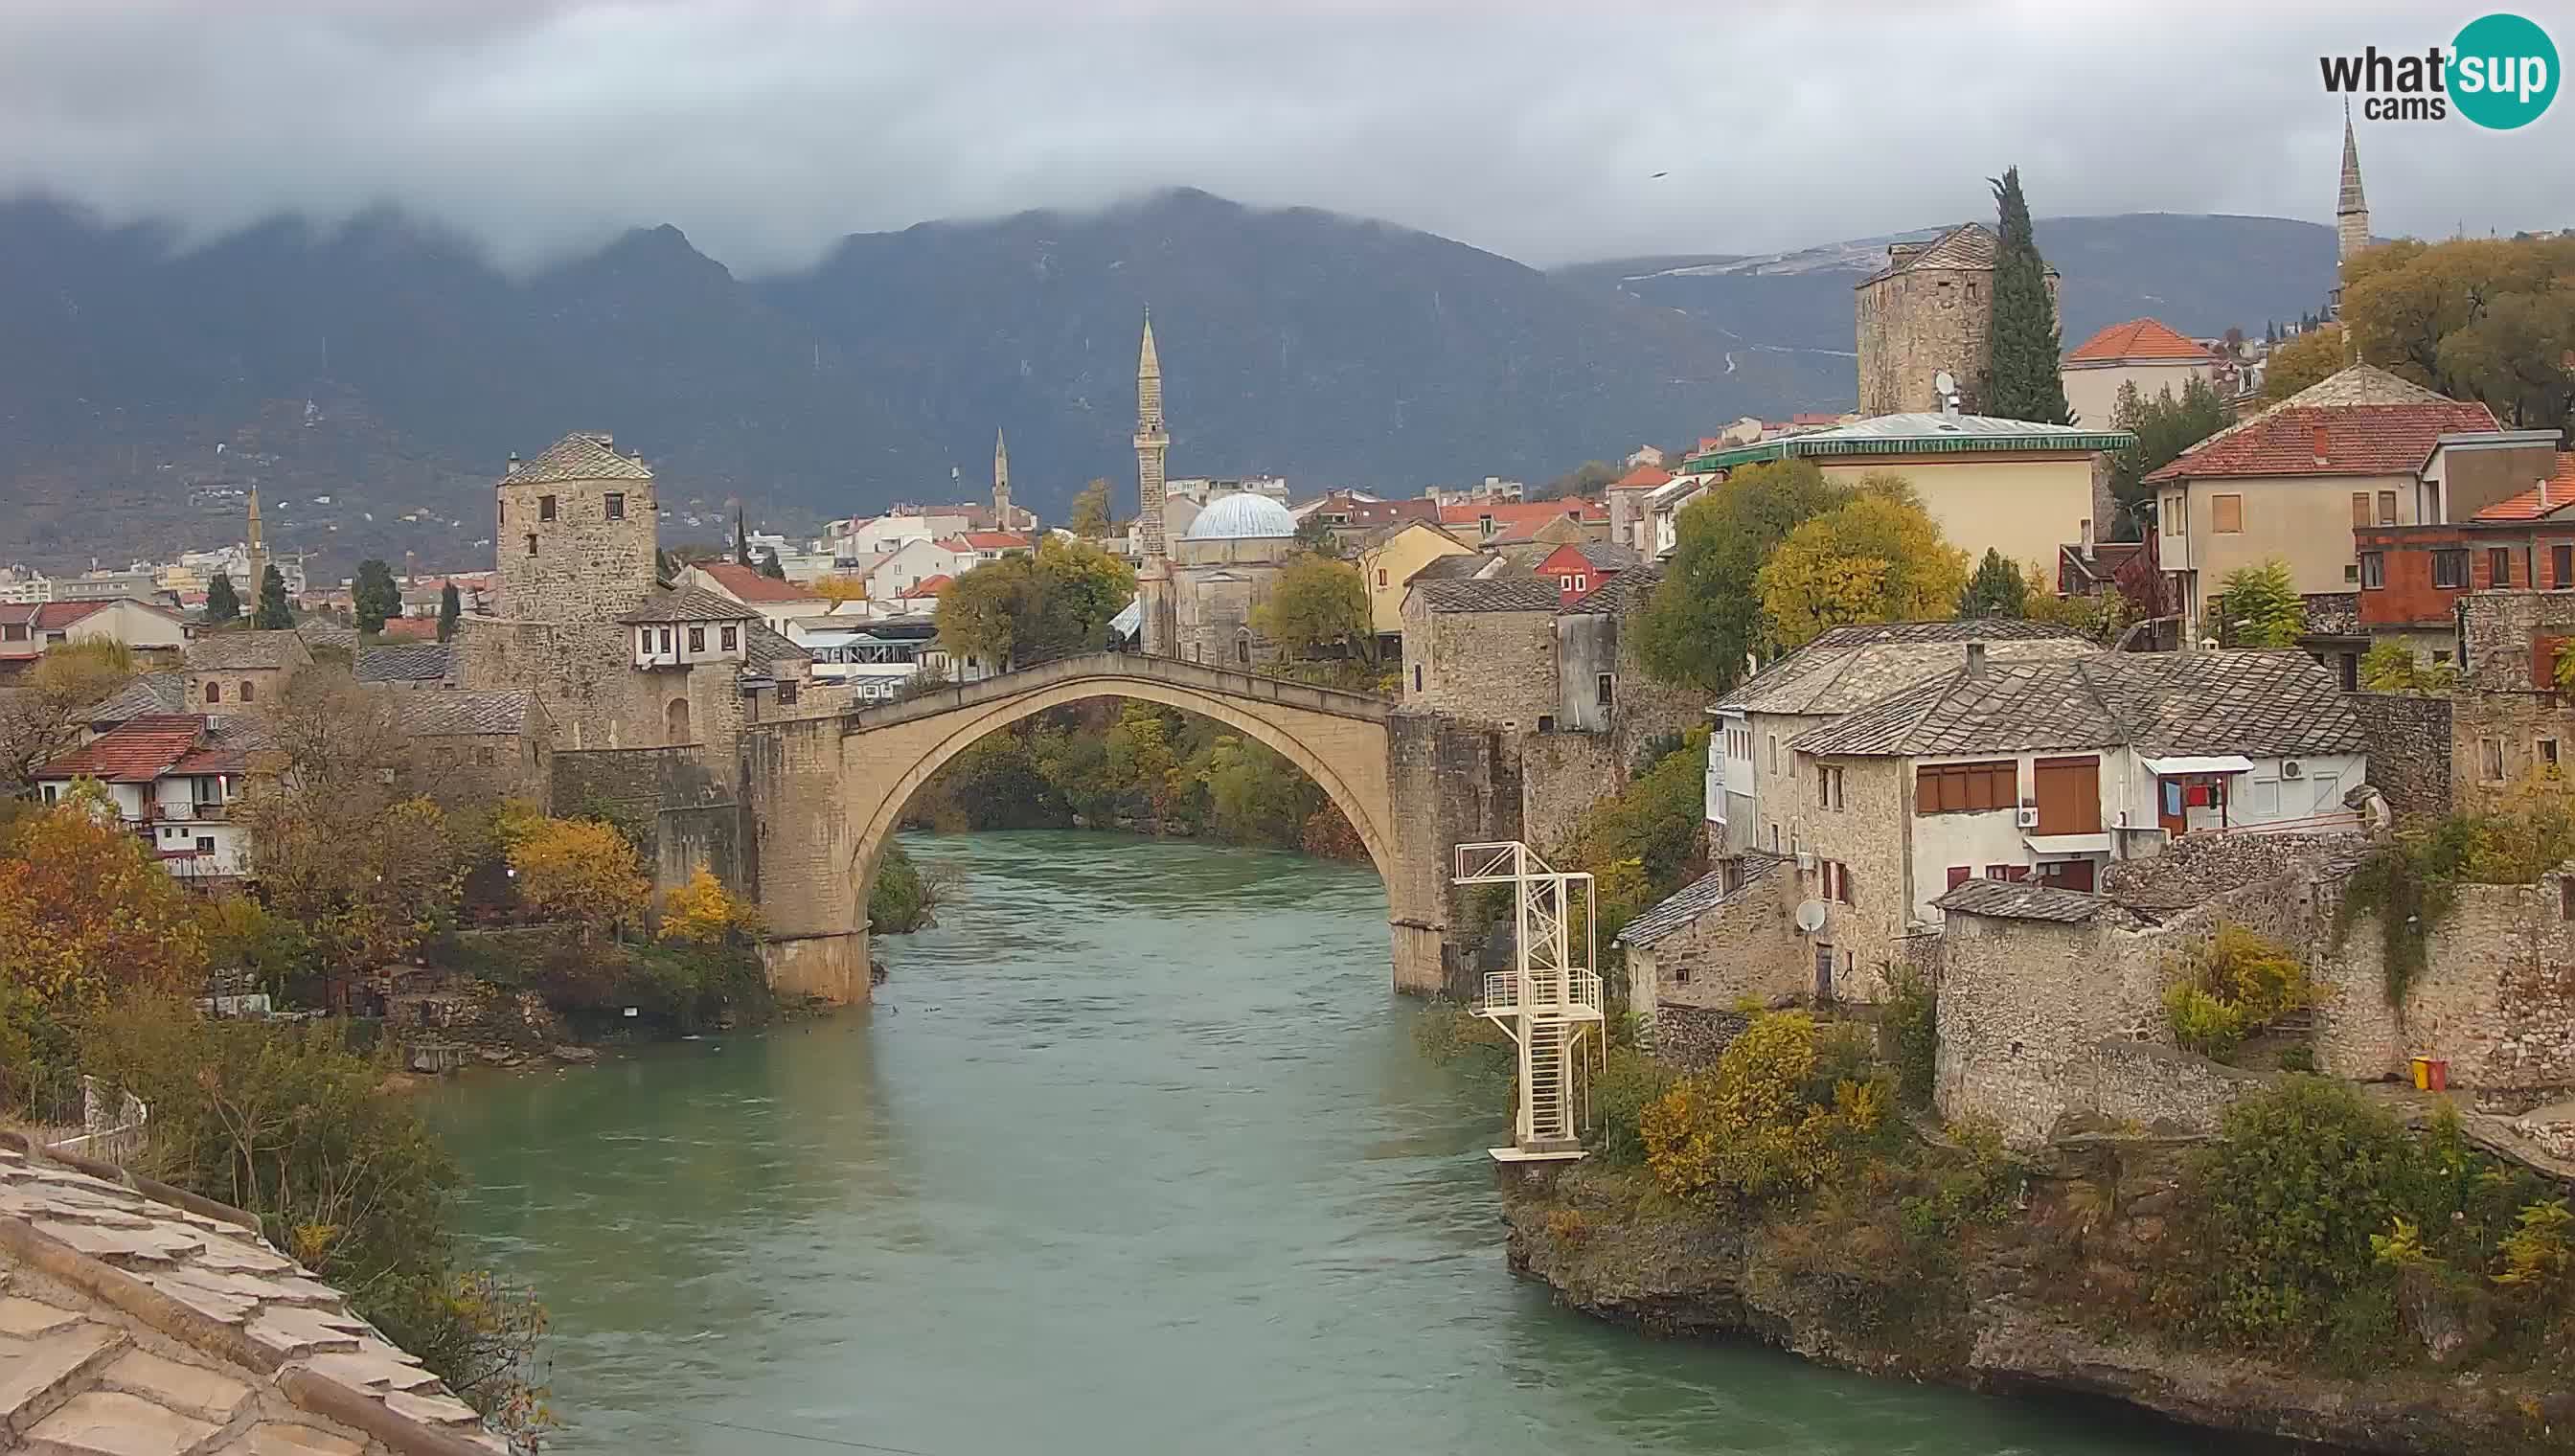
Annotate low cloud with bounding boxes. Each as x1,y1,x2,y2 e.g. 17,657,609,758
0,1,2563,274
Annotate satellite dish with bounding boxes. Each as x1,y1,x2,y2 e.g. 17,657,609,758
1933,370,1956,397
1793,900,1830,935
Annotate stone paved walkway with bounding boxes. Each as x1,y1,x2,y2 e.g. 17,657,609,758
0,1134,507,1455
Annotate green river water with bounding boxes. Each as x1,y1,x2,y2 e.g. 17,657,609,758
427,830,2224,1455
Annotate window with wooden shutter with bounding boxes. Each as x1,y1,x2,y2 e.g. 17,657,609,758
2377,490,2398,526
2210,494,2243,534
2352,492,2372,528
2491,548,2512,586
1915,760,2017,814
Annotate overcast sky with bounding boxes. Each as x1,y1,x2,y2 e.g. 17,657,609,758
2,1,2566,275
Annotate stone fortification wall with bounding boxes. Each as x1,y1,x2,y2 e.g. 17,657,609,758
1400,596,1559,728
1857,264,1995,417
2345,692,2452,818
1519,730,1623,857
2083,1037,2264,1137
2318,876,2575,1093
1386,712,1521,997
458,615,751,776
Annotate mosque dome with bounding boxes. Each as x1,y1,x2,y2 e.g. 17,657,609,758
1181,492,1298,541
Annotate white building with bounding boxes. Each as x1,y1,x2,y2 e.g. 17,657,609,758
862,537,976,601
33,714,257,882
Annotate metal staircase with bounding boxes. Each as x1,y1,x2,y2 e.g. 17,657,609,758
1456,841,1605,1161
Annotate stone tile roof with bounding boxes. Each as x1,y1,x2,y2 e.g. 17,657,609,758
1411,577,1564,615
505,431,653,486
1404,554,1501,583
294,623,361,656
1931,877,2106,922
2064,318,2218,365
1791,648,2368,760
1861,222,1998,282
2472,454,2575,521
183,631,313,672
353,644,455,685
1554,540,1642,572
742,623,811,672
616,585,759,626
34,715,206,783
2146,365,2494,483
399,690,533,738
1563,560,1665,616
1717,620,2093,717
1617,853,1785,947
0,1133,505,1453
79,672,187,725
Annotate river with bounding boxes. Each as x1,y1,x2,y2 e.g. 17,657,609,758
427,830,2217,1455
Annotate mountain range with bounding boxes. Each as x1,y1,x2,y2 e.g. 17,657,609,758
0,190,2339,574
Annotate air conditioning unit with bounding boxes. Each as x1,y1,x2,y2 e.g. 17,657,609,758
1795,851,1815,872
2015,807,2040,829
2282,760,2305,779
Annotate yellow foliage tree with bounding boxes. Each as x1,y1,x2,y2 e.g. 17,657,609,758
658,868,763,945
813,575,871,605
0,785,208,1014
508,818,649,938
1638,1012,1881,1205
1755,477,1969,649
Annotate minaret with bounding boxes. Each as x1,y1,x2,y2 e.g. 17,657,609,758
244,481,268,604
992,427,1014,530
1132,309,1175,656
2332,104,2369,354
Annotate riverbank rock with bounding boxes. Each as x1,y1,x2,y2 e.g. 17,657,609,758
1501,1155,2573,1456
551,1044,599,1064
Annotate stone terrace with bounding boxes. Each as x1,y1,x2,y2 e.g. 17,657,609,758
1,1133,503,1455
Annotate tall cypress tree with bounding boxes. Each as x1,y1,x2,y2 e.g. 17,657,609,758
252,564,293,629
734,507,751,566
437,581,461,642
1986,167,2072,424
205,572,240,625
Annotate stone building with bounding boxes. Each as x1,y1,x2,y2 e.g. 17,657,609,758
180,629,312,712
1854,222,2058,418
456,432,825,772
1399,577,1564,724
1172,491,1299,668
403,688,554,808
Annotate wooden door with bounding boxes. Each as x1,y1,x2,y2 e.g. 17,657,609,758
2032,756,2102,833
1813,944,1834,1003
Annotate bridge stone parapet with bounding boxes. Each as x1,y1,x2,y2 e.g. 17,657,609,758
739,653,1475,1005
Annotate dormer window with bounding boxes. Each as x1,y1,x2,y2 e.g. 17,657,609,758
539,495,558,522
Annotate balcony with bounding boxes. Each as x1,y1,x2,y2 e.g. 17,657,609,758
1477,968,1605,1020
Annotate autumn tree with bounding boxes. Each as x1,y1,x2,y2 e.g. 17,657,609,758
511,817,649,938
0,785,208,1023
1636,459,1851,692
2340,234,2575,426
813,575,870,605
1986,167,2071,424
1253,553,1372,662
206,572,241,625
2215,558,2304,648
1539,461,1622,500
241,667,463,1007
1756,477,1970,649
353,558,401,634
935,535,1135,666
1292,512,1342,557
2105,375,2235,538
436,582,461,642
1957,548,2030,618
252,563,293,629
657,868,763,945
1066,478,1115,537
2359,640,2457,695
2262,325,2345,401
0,641,139,794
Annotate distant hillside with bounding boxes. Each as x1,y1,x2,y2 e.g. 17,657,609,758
1557,214,2341,356
0,194,2335,575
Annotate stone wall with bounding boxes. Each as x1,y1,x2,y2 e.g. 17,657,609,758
659,801,748,894
496,461,657,625
1857,263,1996,417
551,744,729,822
2450,687,2575,808
2458,589,2575,691
1648,1003,1751,1069
1400,595,1559,728
2083,1037,2263,1137
415,725,554,812
1518,730,1622,856
2318,876,2575,1093
2346,692,2452,818
457,615,752,779
1387,712,1522,996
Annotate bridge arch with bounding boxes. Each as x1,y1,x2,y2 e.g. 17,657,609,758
741,653,1442,1006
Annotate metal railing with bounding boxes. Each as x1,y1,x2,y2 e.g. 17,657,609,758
44,1076,149,1166
1478,968,1604,1016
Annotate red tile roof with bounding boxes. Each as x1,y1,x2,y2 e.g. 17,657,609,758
2065,318,2219,365
34,715,207,784
2472,454,2575,522
1609,466,1673,491
375,616,441,641
956,532,1031,551
899,575,953,599
33,601,109,630
2145,401,2498,483
695,560,824,603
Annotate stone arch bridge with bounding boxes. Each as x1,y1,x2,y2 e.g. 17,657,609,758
737,653,1504,1004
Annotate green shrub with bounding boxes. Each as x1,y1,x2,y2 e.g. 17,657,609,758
2163,923,2310,1059
2495,1199,2573,1291
1639,1012,1887,1206
2163,983,2248,1059
1898,1121,2026,1240
1590,1045,1675,1166
871,842,931,933
1884,968,1938,1106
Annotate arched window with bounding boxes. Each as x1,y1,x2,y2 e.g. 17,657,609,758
666,697,693,744
205,681,220,704
239,680,255,703
1235,631,1251,666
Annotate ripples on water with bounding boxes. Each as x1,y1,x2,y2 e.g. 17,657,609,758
428,830,2228,1455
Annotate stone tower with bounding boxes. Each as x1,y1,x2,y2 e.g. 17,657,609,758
1133,310,1176,655
1852,223,2050,418
495,431,658,625
243,481,267,603
992,426,1013,529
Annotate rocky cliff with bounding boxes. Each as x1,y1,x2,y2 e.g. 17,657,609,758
1497,1146,2572,1456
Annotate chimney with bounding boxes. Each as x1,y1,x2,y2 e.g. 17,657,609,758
1966,641,1987,677
2311,423,2331,463
505,452,520,477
